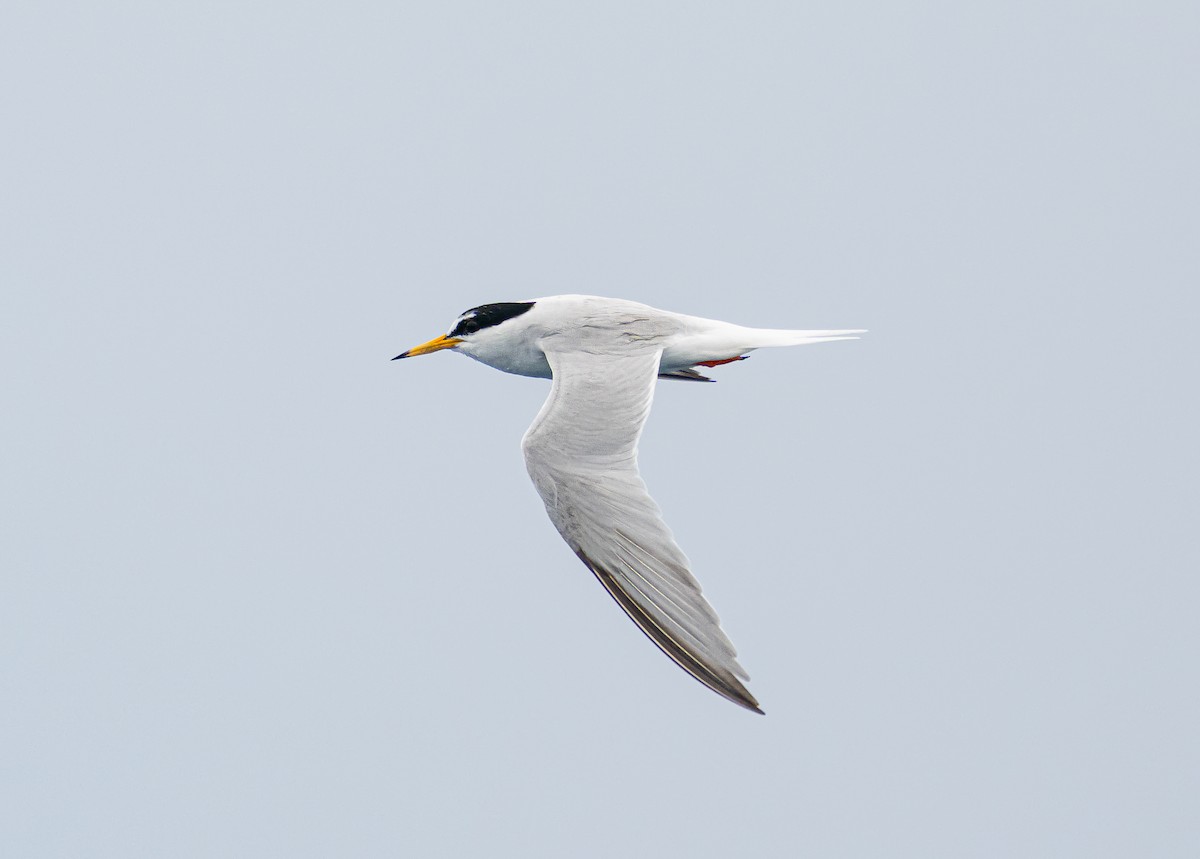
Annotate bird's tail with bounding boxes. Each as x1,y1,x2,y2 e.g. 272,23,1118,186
746,328,867,348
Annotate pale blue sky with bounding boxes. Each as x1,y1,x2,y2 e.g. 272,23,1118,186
2,2,1197,856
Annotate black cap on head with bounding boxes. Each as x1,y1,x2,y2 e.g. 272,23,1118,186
449,302,535,338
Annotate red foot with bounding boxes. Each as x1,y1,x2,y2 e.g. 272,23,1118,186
696,356,748,368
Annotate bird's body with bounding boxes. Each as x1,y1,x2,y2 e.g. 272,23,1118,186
395,295,863,713
448,294,860,380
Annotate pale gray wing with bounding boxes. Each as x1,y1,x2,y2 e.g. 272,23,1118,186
522,343,761,713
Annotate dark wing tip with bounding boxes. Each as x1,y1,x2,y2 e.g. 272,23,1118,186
658,368,716,383
575,549,762,714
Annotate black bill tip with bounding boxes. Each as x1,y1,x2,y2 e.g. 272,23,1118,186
391,352,408,361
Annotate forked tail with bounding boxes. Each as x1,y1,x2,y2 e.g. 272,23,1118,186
748,328,867,348
658,322,865,381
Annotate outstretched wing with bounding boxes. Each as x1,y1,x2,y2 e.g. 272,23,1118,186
521,343,761,713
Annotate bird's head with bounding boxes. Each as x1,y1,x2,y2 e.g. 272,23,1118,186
392,301,536,361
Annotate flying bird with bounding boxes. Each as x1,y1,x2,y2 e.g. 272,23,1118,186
394,295,863,713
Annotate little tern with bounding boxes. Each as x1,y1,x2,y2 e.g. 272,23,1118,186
395,295,863,713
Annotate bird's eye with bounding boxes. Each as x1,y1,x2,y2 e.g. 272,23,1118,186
461,319,480,335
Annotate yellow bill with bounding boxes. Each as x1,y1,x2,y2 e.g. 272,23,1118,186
392,334,462,360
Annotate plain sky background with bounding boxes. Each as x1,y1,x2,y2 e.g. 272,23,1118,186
2,2,1197,856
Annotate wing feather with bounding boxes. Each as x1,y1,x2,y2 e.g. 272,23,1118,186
521,342,761,713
